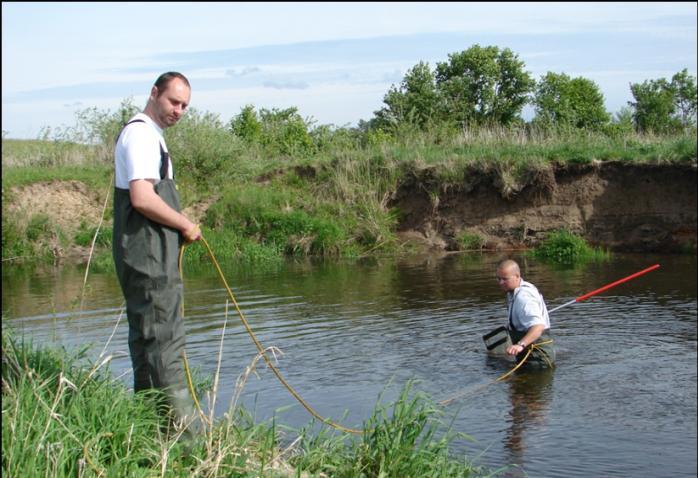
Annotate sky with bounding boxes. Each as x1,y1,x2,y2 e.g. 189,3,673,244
2,2,697,140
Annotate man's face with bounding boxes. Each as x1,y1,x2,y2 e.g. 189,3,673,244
151,78,190,128
496,266,520,292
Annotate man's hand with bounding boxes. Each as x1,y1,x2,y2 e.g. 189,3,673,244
506,343,526,356
183,224,201,243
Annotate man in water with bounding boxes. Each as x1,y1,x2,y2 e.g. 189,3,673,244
496,259,555,366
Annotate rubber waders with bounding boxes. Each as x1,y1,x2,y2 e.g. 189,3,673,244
113,176,201,438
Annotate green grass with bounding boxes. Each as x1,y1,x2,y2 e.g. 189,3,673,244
1,138,108,168
530,229,611,264
2,331,492,477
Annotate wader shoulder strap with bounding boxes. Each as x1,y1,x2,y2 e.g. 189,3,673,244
116,119,169,180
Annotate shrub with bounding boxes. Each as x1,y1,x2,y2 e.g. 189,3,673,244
532,229,610,263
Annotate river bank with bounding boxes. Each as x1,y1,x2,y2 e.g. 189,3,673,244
389,161,697,253
3,160,696,267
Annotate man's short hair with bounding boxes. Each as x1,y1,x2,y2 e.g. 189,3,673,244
497,259,520,275
153,72,190,96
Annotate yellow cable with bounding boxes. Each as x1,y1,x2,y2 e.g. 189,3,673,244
179,234,364,435
179,229,554,428
438,339,555,406
178,246,212,429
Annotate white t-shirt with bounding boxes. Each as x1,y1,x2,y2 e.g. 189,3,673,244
114,113,173,189
507,280,551,331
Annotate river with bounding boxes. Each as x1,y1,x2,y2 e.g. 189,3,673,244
3,252,696,477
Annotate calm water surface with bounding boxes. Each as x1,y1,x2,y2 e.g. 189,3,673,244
3,252,697,477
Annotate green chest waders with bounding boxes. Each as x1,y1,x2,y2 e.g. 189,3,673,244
508,328,555,367
112,125,197,431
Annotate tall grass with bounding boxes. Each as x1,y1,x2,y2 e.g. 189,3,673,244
290,382,485,477
2,331,493,477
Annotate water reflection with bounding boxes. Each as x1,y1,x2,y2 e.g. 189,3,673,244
503,368,554,475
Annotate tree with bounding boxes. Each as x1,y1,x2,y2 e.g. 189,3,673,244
627,69,697,134
229,104,263,143
373,61,442,130
533,72,610,130
230,105,314,156
670,68,697,130
434,44,534,126
629,78,679,134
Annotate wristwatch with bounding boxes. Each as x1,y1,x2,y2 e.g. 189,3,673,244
517,341,526,348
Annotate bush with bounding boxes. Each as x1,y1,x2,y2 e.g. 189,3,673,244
532,229,610,263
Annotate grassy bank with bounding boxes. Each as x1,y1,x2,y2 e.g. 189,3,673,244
1,332,491,477
2,115,696,266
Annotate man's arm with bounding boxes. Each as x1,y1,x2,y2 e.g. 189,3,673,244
129,179,201,241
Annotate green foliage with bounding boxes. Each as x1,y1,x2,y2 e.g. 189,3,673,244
1,213,58,263
602,106,636,139
292,381,482,477
73,97,141,145
533,72,610,131
456,231,485,251
228,104,263,143
74,220,111,248
229,105,316,157
630,77,680,134
629,69,697,134
374,61,444,131
25,213,51,242
3,335,488,478
85,250,116,273
2,215,33,261
435,44,535,127
166,108,245,188
205,185,347,257
670,68,698,130
532,229,610,264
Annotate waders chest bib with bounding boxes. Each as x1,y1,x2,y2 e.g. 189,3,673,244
112,124,196,426
509,328,555,367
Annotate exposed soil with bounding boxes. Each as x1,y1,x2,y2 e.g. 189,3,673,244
388,161,698,253
4,180,105,262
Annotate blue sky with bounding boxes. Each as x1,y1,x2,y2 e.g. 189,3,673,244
2,2,696,139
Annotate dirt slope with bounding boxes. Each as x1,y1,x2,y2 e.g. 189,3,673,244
388,162,697,252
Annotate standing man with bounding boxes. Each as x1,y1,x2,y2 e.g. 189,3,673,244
113,72,202,434
496,259,555,367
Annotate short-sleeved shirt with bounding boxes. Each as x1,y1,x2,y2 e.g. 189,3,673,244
507,279,551,332
115,113,173,189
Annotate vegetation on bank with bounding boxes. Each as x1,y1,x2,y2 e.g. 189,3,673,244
3,122,695,268
2,331,491,477
2,44,696,266
529,229,611,264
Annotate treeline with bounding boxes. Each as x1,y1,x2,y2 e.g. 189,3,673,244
368,44,697,137
28,44,697,159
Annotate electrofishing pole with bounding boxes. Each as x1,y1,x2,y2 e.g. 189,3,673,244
547,263,661,314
